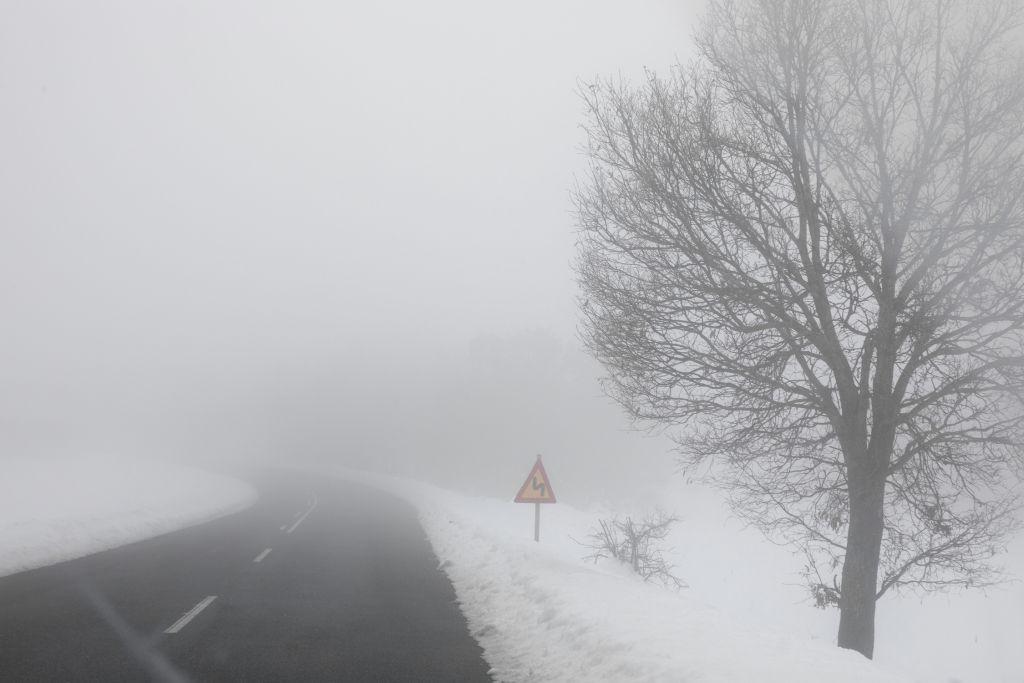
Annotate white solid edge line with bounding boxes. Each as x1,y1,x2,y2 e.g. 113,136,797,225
164,596,217,634
286,493,318,534
253,548,272,563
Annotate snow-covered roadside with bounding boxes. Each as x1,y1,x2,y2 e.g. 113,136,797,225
336,469,907,683
0,456,256,578
646,481,1024,683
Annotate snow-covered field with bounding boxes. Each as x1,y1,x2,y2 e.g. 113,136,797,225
0,455,256,578
645,481,1024,683
337,468,910,683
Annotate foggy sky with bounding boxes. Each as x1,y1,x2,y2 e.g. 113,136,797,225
1,1,701,480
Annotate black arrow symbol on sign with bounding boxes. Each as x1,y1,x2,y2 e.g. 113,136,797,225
531,477,546,497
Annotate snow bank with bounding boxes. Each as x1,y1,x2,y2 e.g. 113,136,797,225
0,456,256,577
337,469,907,683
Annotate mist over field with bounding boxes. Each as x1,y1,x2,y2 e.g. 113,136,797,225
0,0,695,500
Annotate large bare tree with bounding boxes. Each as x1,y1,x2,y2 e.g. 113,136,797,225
576,0,1024,659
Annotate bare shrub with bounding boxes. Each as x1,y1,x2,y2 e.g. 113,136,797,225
581,511,686,589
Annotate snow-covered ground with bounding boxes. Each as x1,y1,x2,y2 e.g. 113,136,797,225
337,468,910,683
644,481,1024,683
0,455,256,578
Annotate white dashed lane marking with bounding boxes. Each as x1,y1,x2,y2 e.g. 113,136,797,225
164,596,217,634
286,494,318,535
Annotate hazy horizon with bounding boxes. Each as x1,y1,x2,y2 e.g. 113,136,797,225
2,1,702,496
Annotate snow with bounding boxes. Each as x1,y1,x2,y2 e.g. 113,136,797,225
0,455,256,578
643,482,1024,683
874,543,1024,683
336,468,909,683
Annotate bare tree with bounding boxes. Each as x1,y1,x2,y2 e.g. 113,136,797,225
575,0,1024,659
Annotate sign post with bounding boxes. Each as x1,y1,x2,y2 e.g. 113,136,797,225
514,454,556,542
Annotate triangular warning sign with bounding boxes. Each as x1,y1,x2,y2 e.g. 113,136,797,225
514,456,556,503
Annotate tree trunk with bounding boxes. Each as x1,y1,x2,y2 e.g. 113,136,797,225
837,471,886,658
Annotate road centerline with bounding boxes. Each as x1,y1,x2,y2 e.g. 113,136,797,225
285,494,318,534
164,596,217,635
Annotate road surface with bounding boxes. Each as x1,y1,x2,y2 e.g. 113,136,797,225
0,470,492,682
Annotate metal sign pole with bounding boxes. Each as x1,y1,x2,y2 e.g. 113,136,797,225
514,454,555,542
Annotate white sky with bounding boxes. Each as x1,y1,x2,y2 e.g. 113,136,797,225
0,1,701,455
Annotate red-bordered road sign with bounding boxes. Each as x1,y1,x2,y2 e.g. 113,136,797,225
514,455,556,504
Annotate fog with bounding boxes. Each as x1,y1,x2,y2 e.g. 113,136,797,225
1,1,702,500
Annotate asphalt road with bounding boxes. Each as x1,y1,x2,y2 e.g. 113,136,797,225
0,471,492,682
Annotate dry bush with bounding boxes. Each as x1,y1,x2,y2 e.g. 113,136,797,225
581,511,686,589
